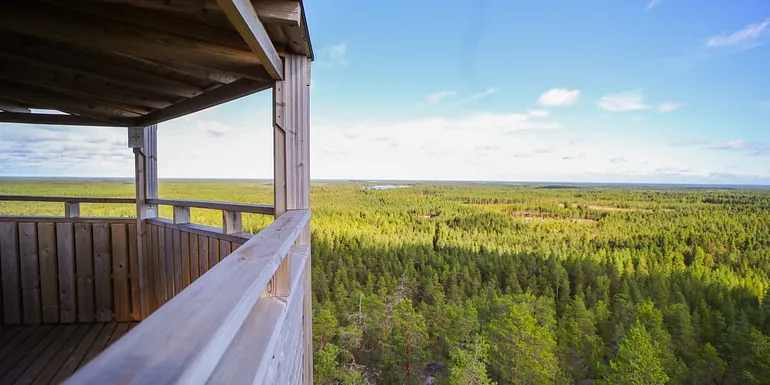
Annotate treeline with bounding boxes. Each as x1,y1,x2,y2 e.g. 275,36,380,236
309,184,770,384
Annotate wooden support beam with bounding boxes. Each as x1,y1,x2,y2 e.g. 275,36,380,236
0,79,143,123
0,98,32,113
273,53,311,384
222,211,242,234
0,112,127,127
134,79,271,126
254,1,302,27
64,203,80,218
0,2,268,81
134,125,159,319
0,55,175,110
217,0,284,80
173,206,191,225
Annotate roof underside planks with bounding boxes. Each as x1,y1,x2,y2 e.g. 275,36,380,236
0,0,312,128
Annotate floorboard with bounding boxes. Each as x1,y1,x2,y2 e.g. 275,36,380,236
0,322,134,384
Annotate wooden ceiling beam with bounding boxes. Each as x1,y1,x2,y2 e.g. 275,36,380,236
0,55,175,110
252,1,301,27
0,99,33,113
0,112,127,127
0,79,142,123
134,79,271,126
0,2,268,81
217,0,284,80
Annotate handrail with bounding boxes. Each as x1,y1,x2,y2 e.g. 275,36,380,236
0,195,135,204
148,198,274,215
65,209,310,385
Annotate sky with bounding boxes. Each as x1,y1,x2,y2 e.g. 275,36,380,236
1,0,770,184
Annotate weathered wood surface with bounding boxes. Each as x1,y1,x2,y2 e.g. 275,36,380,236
66,209,309,384
0,195,135,204
148,198,274,215
217,0,283,79
0,219,141,324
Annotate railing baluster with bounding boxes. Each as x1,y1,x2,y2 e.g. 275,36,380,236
64,202,80,218
222,210,242,234
173,205,191,224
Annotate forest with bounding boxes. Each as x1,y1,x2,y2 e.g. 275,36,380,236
1,179,769,384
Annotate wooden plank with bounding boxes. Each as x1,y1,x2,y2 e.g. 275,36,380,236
172,229,182,295
157,226,167,304
27,323,92,385
134,79,271,126
56,223,77,323
74,223,95,322
199,235,209,275
111,224,131,322
0,3,267,80
173,206,191,224
254,0,302,26
217,0,284,79
165,228,175,297
128,322,139,331
222,210,242,234
37,222,59,323
0,325,53,379
0,222,22,324
189,233,200,282
0,98,32,113
49,323,103,383
18,222,41,325
0,195,135,204
64,202,80,218
151,224,162,309
180,231,191,289
65,209,309,384
0,325,37,362
93,223,113,322
107,322,131,346
79,322,119,369
0,111,126,126
145,218,252,244
135,124,159,320
219,240,231,261
209,237,219,269
11,324,79,385
0,217,135,224
0,326,21,347
147,195,275,215
127,223,140,321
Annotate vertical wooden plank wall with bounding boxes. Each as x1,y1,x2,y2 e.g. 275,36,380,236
0,219,140,325
134,124,159,319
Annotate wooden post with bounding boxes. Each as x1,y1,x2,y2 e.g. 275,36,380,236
64,202,80,218
133,124,158,319
273,53,311,384
222,210,242,234
173,206,191,225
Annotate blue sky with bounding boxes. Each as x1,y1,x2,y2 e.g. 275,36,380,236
1,0,770,184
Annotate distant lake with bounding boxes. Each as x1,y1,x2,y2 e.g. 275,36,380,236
369,185,411,190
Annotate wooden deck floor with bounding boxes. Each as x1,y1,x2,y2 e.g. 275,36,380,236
0,322,138,385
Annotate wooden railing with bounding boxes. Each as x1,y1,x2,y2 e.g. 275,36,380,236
0,195,135,218
66,209,311,384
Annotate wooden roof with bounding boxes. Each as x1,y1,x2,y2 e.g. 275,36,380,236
0,0,312,127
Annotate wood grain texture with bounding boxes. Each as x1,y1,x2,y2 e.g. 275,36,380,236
172,229,182,295
36,222,59,323
111,223,131,322
0,195,135,204
18,223,41,325
147,198,273,215
56,223,77,323
127,223,140,321
222,210,242,234
190,233,200,282
92,223,113,322
181,231,191,289
199,235,209,276
165,228,175,297
0,112,125,127
48,323,104,383
157,225,167,305
0,222,21,324
216,0,283,79
135,125,159,319
209,237,219,269
75,223,95,322
65,210,309,384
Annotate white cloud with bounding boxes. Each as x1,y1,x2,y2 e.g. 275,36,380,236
645,0,662,11
596,90,650,112
318,43,348,66
529,109,550,117
460,88,497,103
537,88,581,107
706,19,770,48
711,139,748,150
657,102,682,112
425,90,457,104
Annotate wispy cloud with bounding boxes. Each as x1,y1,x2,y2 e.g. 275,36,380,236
537,88,581,107
610,156,627,164
317,43,348,66
529,109,550,118
448,88,498,106
706,19,770,49
710,139,748,150
596,90,650,112
707,139,770,156
425,90,457,104
645,0,662,11
672,139,708,147
657,102,682,112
